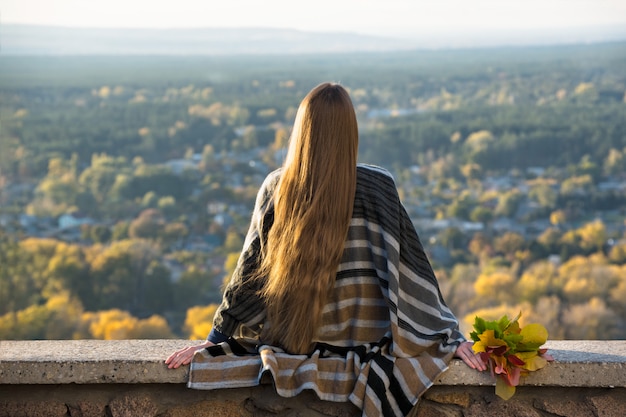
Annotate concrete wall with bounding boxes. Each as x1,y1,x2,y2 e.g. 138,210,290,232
1,340,624,417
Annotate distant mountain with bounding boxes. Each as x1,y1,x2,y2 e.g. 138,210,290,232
0,25,419,55
2,24,626,56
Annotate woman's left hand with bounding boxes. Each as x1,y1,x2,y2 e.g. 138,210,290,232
454,341,487,371
165,341,214,369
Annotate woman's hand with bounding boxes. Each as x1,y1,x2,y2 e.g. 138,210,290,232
454,341,487,371
165,340,215,369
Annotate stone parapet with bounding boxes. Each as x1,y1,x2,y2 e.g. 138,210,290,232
0,339,624,416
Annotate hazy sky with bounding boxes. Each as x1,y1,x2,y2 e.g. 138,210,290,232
3,0,626,38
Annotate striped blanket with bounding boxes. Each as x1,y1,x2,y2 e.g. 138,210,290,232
189,164,465,417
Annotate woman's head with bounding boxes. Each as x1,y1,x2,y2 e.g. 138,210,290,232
285,83,358,181
258,83,359,354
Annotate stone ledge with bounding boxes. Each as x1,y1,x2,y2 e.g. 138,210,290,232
1,340,624,387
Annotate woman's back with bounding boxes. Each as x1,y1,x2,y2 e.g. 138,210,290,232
167,84,481,417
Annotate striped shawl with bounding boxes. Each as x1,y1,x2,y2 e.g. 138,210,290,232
188,164,465,417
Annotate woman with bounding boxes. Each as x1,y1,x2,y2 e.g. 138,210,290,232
166,82,484,417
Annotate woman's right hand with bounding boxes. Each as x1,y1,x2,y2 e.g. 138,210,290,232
454,341,487,371
165,340,214,369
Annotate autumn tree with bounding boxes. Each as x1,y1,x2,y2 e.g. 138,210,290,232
562,298,621,339
608,242,626,264
80,309,173,340
0,292,83,340
557,255,620,304
88,239,171,314
468,232,493,261
516,261,557,304
173,266,217,310
473,271,516,305
495,189,524,218
603,148,625,176
184,304,219,339
494,232,526,261
575,220,607,253
528,181,557,209
608,268,626,317
469,206,493,224
128,209,164,240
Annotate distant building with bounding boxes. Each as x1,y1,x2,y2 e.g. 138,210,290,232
526,167,546,177
58,212,94,229
163,159,198,175
598,181,626,192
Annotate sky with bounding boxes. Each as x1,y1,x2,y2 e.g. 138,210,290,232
3,0,626,38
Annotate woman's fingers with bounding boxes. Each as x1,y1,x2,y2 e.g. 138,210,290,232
455,341,487,371
165,341,215,369
165,346,201,369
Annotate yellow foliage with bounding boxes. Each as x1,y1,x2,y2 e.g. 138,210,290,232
86,309,133,339
13,108,29,118
222,252,241,288
138,127,151,137
257,108,277,118
558,255,620,303
0,292,83,339
573,82,594,95
460,163,481,180
549,210,567,226
184,305,219,340
81,309,173,340
273,127,290,150
98,86,111,98
104,317,137,340
350,88,367,99
562,298,619,339
180,84,195,95
188,102,230,125
200,87,213,99
609,270,626,313
516,261,555,303
129,93,146,103
19,237,59,256
561,174,593,195
465,130,494,149
474,272,515,299
576,220,607,251
134,315,174,339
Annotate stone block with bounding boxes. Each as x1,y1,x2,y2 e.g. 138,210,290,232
108,392,159,417
307,401,361,416
423,388,472,408
0,401,68,417
67,401,107,417
248,387,290,413
411,400,462,417
534,396,595,417
164,400,246,417
465,399,542,417
587,391,626,417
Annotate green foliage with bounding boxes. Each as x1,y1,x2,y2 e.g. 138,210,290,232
470,313,523,348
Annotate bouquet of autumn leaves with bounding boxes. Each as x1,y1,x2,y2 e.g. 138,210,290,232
470,312,554,400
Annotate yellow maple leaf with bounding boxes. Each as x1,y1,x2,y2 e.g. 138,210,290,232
519,323,548,350
473,329,508,353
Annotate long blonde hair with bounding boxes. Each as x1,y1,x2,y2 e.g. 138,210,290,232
258,83,359,354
